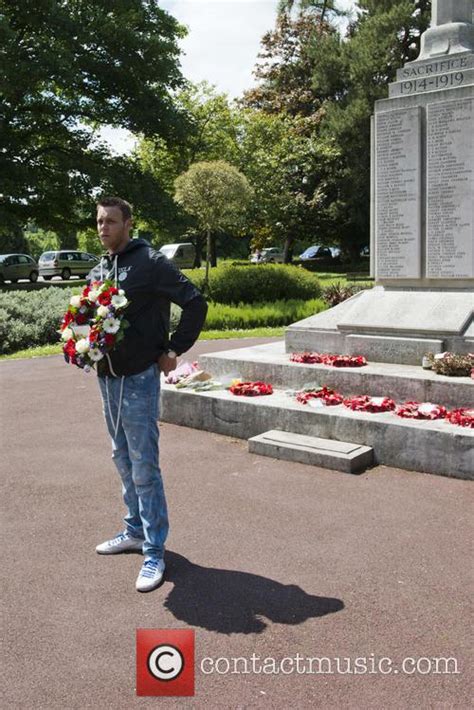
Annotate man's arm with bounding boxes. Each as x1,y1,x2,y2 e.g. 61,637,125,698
151,252,208,373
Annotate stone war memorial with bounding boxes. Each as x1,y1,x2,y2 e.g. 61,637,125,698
162,0,474,480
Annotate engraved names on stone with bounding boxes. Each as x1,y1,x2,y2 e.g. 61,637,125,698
375,107,421,279
427,97,474,278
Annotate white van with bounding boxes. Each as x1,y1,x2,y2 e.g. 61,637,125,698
159,243,196,269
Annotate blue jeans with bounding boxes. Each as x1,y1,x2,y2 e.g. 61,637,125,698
98,364,168,559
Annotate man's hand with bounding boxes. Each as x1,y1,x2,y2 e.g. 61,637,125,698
158,352,177,376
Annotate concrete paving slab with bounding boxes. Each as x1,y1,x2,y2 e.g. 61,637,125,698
1,338,473,709
248,430,374,473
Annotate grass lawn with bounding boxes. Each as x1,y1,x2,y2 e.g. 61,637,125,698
0,327,285,361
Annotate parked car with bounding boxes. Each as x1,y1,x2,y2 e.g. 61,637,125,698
38,250,99,280
299,245,335,262
159,243,196,269
0,253,39,283
250,247,285,264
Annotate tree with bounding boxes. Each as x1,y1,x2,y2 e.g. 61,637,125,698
136,83,242,263
244,0,431,257
242,1,346,122
1,0,188,233
316,0,431,256
174,161,252,290
237,110,339,262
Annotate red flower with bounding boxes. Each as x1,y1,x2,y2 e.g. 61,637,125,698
396,401,446,420
89,328,99,343
61,311,74,329
63,338,76,358
229,381,273,396
109,286,119,295
446,408,474,428
75,313,88,325
97,291,112,306
82,285,91,297
343,395,396,413
296,387,343,406
104,333,115,347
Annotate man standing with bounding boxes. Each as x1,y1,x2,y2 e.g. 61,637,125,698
90,196,207,592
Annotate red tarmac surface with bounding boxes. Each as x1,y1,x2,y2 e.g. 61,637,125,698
2,338,473,709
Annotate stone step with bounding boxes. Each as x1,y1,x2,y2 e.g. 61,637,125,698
198,341,473,409
160,384,474,480
248,430,374,474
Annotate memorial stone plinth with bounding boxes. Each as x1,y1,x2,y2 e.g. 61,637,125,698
286,0,474,364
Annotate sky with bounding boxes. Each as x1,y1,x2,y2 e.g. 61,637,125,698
101,0,357,153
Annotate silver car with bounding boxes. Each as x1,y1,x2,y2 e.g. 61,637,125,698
38,250,99,280
0,253,39,283
250,247,285,264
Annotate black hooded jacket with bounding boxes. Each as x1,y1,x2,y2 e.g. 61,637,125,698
87,239,207,377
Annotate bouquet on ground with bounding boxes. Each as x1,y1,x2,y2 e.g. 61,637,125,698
59,280,129,370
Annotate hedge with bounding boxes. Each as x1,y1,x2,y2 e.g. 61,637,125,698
0,288,327,356
182,263,321,304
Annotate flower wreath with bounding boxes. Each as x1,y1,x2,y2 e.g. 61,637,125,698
446,408,474,428
229,381,273,396
59,280,129,370
296,386,343,406
425,352,474,377
290,352,367,367
396,401,447,420
343,395,396,413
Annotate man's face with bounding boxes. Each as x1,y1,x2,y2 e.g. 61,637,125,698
97,205,132,254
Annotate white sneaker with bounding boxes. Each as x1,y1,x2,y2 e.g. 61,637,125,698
136,557,165,592
96,532,144,555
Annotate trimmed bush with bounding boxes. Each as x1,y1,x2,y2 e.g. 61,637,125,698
183,264,321,304
0,288,72,354
171,298,326,331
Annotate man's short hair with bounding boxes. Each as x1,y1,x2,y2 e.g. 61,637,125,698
97,196,133,221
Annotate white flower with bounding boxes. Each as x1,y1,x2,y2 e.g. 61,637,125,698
103,317,120,334
70,295,82,308
118,289,125,296
97,305,109,318
88,348,104,362
75,338,90,354
61,327,73,341
111,294,128,308
88,289,99,302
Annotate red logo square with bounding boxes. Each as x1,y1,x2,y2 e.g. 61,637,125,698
136,629,195,696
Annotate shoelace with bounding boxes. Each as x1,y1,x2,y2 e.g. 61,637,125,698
140,560,161,578
110,533,128,546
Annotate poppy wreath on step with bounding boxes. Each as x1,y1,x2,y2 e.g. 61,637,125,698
446,408,474,428
343,395,396,413
290,352,367,367
395,402,447,420
296,387,343,406
229,381,274,396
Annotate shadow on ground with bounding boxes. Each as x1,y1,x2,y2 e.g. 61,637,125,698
161,551,344,634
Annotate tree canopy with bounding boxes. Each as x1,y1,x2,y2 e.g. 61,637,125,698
174,160,252,286
0,0,188,235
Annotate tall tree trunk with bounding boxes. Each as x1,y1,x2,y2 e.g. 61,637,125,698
283,235,294,264
192,234,203,268
204,228,211,293
210,233,217,267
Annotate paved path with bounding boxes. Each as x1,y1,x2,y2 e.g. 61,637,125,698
1,339,473,709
